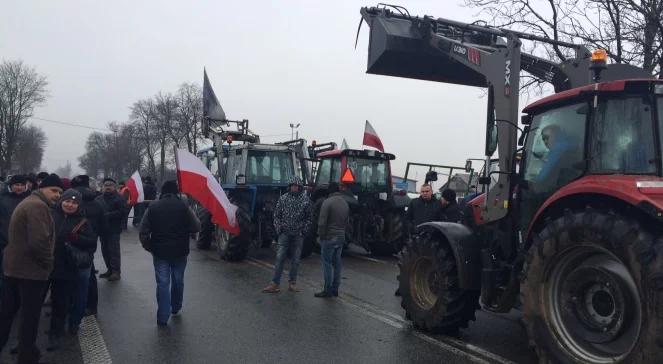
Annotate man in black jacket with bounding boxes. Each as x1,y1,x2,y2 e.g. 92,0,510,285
95,178,127,281
0,175,29,293
405,184,441,233
439,188,462,223
139,180,200,326
71,175,105,315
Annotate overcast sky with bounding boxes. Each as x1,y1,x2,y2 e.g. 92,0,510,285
1,0,495,182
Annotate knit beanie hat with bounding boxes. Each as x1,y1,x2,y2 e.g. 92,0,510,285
36,172,49,181
8,174,27,185
60,188,83,203
103,177,117,184
40,174,64,189
161,180,179,195
441,188,457,203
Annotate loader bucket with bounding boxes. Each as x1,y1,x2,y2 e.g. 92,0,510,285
360,8,487,88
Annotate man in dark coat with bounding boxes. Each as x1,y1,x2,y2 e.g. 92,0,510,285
315,183,350,298
133,176,156,227
0,174,63,363
71,175,105,315
0,175,29,292
139,180,200,326
439,189,462,223
405,184,442,233
95,178,127,281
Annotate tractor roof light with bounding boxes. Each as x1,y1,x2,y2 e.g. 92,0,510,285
590,49,608,82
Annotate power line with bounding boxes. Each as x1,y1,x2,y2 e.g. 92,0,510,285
30,116,110,132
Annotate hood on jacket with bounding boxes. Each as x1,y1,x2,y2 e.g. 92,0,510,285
287,176,303,188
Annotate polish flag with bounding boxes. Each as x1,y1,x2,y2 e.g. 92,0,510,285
362,120,384,152
175,148,240,235
125,171,144,205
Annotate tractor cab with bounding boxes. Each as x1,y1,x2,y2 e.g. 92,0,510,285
315,148,394,197
516,79,663,230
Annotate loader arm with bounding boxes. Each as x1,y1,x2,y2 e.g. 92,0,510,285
358,5,649,223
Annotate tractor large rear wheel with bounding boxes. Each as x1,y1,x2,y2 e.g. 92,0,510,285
398,230,480,334
370,212,407,256
522,208,663,364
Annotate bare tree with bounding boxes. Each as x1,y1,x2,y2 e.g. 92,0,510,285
78,122,143,180
175,83,203,154
0,60,48,174
463,0,662,84
154,92,178,181
14,124,46,173
130,98,159,178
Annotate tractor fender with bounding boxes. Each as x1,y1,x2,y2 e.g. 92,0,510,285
418,222,481,290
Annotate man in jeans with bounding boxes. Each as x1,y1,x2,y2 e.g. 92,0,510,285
262,176,311,293
315,182,350,298
140,181,200,326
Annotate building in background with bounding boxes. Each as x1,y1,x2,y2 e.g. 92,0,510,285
392,175,417,193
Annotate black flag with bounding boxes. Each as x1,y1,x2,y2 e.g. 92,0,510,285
203,69,226,121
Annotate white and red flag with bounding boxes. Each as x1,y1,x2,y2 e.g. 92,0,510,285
126,171,144,206
362,120,384,152
175,148,240,235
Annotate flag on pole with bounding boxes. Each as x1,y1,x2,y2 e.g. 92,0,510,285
175,148,240,235
125,171,144,205
362,120,384,152
341,138,349,150
203,68,226,121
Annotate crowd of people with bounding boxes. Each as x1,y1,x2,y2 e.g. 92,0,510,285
0,171,159,363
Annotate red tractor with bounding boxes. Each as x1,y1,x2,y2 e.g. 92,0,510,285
304,147,409,257
360,5,663,363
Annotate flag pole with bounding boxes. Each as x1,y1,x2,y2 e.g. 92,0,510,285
174,147,182,193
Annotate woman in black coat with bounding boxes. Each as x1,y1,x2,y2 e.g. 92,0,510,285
48,189,96,350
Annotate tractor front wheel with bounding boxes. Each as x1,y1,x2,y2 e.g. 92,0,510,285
398,230,480,334
522,208,663,364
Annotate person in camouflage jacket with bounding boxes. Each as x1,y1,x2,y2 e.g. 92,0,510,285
262,176,311,293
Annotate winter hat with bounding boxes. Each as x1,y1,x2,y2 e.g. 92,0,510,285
103,177,117,184
441,188,457,203
161,180,179,195
59,188,82,203
71,175,90,188
8,174,27,186
36,172,49,181
39,174,64,190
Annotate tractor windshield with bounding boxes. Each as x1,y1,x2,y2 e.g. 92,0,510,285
589,96,657,175
315,157,342,186
246,150,294,184
347,157,389,191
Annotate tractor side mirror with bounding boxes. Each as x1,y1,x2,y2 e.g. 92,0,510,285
425,171,438,184
464,160,472,173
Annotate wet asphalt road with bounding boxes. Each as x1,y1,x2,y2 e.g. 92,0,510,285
1,226,538,363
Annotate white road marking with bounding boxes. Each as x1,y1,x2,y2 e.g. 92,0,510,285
78,315,113,364
248,257,515,364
